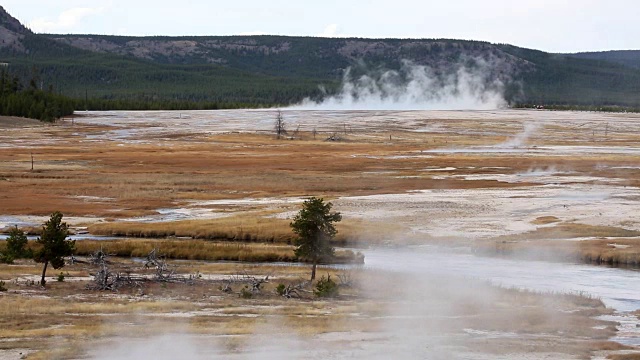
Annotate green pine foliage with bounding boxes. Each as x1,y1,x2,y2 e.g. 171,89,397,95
34,212,75,286
314,275,339,298
290,197,342,280
0,69,74,121
4,13,640,110
2,225,31,263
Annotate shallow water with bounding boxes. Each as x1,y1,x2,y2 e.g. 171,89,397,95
0,234,120,241
363,247,640,312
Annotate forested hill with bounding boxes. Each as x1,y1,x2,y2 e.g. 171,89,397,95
568,50,640,70
2,6,640,108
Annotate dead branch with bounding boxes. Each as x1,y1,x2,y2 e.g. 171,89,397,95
337,271,354,287
278,282,306,298
144,248,177,281
87,247,197,291
325,133,342,142
223,271,270,294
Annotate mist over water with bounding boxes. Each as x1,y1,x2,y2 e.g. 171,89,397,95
294,59,508,111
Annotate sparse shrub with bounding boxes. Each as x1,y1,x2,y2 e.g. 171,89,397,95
1,226,32,264
337,271,354,287
57,272,65,282
0,253,14,264
276,283,286,296
0,281,7,292
240,285,253,299
314,275,339,298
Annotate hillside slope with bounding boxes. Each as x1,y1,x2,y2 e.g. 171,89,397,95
2,6,640,107
569,50,640,70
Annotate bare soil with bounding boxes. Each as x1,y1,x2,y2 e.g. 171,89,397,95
0,116,43,128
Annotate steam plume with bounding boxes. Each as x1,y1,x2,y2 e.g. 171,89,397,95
499,122,542,148
294,58,508,110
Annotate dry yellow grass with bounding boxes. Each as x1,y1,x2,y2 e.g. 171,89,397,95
0,123,552,218
86,215,412,246
88,215,296,243
75,239,297,262
476,236,640,266
493,223,640,242
73,239,362,264
531,216,561,225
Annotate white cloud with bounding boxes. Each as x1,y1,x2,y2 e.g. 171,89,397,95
28,7,105,33
319,23,340,37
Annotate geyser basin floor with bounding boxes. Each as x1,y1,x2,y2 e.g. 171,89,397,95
0,258,618,360
1,109,640,358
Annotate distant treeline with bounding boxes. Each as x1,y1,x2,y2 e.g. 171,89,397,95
0,69,74,122
513,103,640,113
0,67,281,121
79,98,269,111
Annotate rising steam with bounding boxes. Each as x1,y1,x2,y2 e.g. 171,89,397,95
294,58,508,110
499,122,542,148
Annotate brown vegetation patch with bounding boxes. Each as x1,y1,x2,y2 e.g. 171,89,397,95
531,216,561,225
0,116,43,128
476,237,640,266
608,354,640,360
75,239,297,262
494,223,640,242
88,215,295,243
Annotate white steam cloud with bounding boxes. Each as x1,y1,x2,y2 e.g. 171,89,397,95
294,59,508,111
499,122,542,148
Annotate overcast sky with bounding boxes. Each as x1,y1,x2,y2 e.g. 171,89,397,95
3,0,639,53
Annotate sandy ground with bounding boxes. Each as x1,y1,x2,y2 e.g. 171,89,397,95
333,183,640,239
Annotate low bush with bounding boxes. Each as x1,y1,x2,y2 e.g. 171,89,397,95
240,286,253,299
314,275,339,298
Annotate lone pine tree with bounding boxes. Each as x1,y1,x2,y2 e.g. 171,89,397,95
290,197,342,281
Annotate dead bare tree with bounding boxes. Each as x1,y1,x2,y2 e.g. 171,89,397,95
223,271,270,294
144,248,176,281
277,282,307,298
86,248,140,291
248,274,269,293
292,124,300,139
89,246,109,266
87,248,196,291
274,110,287,139
337,271,354,287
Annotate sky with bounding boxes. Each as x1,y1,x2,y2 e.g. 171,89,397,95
2,0,639,53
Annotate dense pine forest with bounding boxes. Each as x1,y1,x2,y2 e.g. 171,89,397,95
0,69,74,121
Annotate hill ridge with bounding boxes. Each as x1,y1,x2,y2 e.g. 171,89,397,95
2,7,640,107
